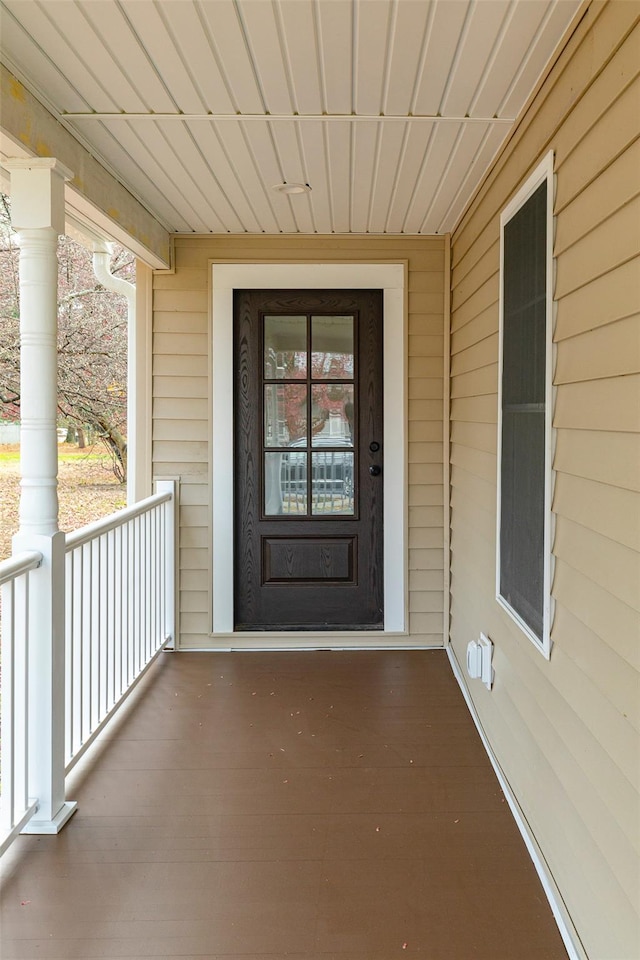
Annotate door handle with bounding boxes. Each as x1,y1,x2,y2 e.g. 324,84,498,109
369,464,381,477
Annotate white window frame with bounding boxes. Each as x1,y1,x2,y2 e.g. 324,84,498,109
496,152,555,659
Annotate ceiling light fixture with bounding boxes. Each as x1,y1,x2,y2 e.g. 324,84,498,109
272,182,312,195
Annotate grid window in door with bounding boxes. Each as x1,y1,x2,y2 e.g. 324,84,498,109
263,314,356,517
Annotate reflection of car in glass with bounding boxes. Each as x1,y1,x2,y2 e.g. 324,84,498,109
284,435,353,495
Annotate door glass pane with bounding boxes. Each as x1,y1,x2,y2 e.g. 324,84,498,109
311,384,354,446
311,316,354,379
264,384,307,447
312,451,354,515
265,452,307,515
264,316,307,379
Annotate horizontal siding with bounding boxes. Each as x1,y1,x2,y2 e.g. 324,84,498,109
154,354,209,377
153,440,207,464
554,516,639,612
449,4,640,959
552,598,640,735
450,482,495,544
154,420,208,442
408,421,442,443
450,332,498,375
153,289,208,313
554,194,640,300
407,314,443,336
553,12,639,149
153,397,209,420
408,612,443,636
153,375,207,399
153,235,445,649
450,273,498,329
180,568,209,591
450,394,496,423
407,356,443,378
554,71,640,214
176,483,209,507
554,374,640,432
553,257,640,340
180,547,208,571
154,332,208,355
450,304,497,356
450,419,497,455
408,399,443,423
153,461,207,477
553,427,640,492
555,314,640,382
449,364,497,399
154,311,208,333
450,239,499,313
553,473,640,551
552,559,640,671
554,138,640,256
451,443,496,486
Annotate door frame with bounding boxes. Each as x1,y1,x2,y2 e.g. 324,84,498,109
211,262,407,645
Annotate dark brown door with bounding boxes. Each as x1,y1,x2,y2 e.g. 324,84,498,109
234,289,384,630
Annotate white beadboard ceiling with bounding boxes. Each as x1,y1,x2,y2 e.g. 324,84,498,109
0,0,583,236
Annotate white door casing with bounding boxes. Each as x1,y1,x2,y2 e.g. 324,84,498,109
211,262,407,644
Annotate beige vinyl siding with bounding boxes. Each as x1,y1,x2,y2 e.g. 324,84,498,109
152,235,445,649
152,264,210,644
449,3,640,959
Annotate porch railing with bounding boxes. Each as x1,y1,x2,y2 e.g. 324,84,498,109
0,551,43,855
64,481,176,771
0,479,176,854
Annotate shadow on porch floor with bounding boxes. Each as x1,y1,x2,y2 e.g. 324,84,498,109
0,650,567,959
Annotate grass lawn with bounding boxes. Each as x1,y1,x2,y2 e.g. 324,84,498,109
0,443,126,562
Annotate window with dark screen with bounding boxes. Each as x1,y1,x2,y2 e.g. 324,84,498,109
497,155,553,657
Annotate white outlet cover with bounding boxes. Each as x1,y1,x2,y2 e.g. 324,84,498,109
479,633,493,689
466,640,482,679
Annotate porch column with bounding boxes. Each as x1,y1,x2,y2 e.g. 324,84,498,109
3,158,77,834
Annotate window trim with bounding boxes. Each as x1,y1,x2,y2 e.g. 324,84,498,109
496,151,555,659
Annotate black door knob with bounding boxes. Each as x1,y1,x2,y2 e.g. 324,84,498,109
369,464,381,477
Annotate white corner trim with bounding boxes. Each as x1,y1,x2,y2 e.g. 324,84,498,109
133,262,153,503
210,262,407,637
446,645,587,960
443,235,452,645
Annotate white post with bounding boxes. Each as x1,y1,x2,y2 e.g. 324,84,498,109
3,158,77,833
155,479,177,649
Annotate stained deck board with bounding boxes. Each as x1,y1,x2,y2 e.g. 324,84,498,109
0,651,568,959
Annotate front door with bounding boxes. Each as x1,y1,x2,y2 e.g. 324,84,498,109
234,289,384,630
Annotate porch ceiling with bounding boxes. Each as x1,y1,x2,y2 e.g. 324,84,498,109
0,0,584,237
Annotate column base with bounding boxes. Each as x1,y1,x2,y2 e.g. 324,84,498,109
21,801,77,835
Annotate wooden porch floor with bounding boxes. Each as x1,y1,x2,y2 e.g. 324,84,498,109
1,650,568,959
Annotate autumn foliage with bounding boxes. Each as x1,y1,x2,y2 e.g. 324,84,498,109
0,194,133,482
